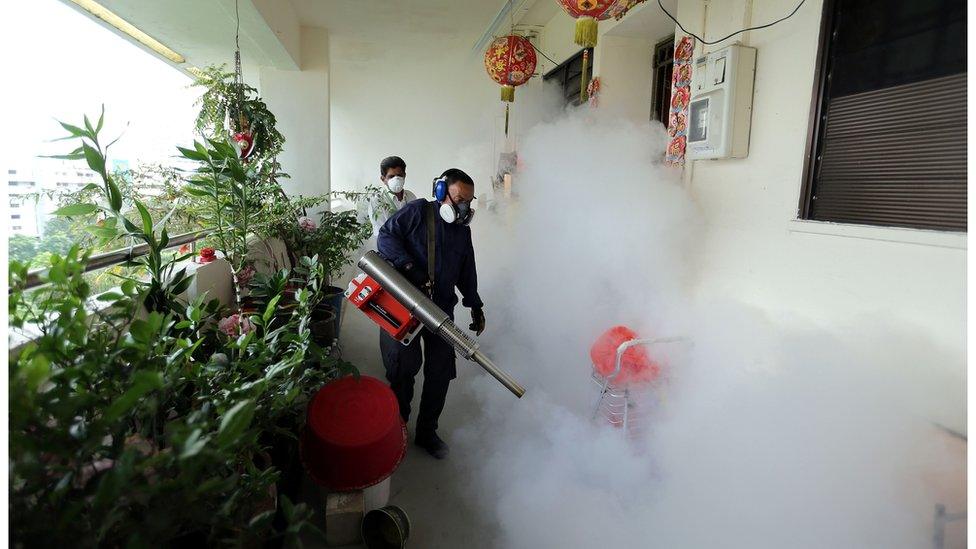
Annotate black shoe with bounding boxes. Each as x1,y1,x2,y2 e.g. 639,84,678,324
414,431,449,460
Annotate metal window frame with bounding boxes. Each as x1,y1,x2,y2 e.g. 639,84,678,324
543,47,592,106
650,35,676,125
798,0,838,220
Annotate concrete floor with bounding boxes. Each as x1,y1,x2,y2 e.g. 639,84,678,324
315,299,499,548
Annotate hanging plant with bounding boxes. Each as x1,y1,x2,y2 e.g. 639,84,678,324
191,65,285,160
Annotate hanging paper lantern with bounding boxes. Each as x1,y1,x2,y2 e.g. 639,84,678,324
556,0,617,48
484,35,537,103
484,34,537,135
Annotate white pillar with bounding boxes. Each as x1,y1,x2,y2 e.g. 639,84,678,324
259,26,331,212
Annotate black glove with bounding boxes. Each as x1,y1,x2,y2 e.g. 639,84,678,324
469,307,486,336
402,263,430,292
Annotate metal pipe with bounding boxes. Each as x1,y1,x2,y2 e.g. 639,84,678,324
358,251,525,398
16,230,210,291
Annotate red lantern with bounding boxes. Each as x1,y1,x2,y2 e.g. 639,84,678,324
556,0,618,48
556,0,648,47
484,35,537,103
484,34,537,134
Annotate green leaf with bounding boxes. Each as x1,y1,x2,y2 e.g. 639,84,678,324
41,152,86,160
53,203,98,216
169,274,193,296
129,319,153,343
134,200,153,235
85,224,120,240
101,371,162,424
95,292,124,302
217,399,255,447
248,510,276,531
180,429,209,459
121,217,140,234
96,104,105,133
106,176,123,211
82,142,105,175
176,145,207,162
23,353,51,391
58,120,88,138
83,114,94,135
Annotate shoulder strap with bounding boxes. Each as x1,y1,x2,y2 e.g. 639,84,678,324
425,201,436,291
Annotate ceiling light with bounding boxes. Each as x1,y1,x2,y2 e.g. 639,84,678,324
67,0,186,64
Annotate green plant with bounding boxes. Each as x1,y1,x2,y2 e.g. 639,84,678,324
8,109,356,547
192,65,284,161
281,209,371,284
44,108,195,313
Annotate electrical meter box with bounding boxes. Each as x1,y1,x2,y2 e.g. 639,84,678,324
687,44,757,160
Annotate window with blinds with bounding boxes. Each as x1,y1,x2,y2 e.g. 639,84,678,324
800,0,967,231
543,48,592,107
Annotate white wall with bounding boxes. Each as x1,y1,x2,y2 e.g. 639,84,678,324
592,34,654,123
518,0,966,432
259,26,331,204
328,36,504,203
672,0,966,431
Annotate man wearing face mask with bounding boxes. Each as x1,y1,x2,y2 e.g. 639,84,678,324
367,156,416,236
376,168,485,460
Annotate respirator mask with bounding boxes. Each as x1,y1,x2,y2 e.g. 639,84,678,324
440,195,475,226
386,175,405,194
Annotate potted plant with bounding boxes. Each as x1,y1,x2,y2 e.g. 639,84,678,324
280,210,370,340
8,111,356,546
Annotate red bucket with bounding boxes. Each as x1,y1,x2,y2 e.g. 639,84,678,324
301,375,407,491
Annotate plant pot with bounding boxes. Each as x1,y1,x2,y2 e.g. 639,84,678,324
362,506,411,549
311,310,337,347
323,286,345,340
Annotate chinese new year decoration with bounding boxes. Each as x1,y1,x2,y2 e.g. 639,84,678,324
484,34,537,135
666,35,695,166
556,0,648,48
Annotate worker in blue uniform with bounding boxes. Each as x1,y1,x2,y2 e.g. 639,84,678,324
377,168,485,459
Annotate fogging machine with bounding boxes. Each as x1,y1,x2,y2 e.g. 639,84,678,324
346,251,526,398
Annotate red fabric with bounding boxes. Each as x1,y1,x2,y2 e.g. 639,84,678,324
301,376,407,491
590,325,660,385
484,35,537,88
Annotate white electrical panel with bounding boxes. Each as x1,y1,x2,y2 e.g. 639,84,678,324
687,44,757,160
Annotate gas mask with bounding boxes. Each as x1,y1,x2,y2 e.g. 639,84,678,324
386,175,405,194
440,195,475,225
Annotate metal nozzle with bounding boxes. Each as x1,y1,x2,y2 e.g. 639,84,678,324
358,251,525,398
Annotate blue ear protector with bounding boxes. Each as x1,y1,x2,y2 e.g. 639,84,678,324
432,176,448,201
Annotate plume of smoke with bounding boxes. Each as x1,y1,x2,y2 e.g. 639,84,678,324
451,110,963,548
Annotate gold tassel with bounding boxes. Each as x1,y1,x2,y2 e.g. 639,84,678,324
580,50,590,104
501,85,515,102
574,16,599,48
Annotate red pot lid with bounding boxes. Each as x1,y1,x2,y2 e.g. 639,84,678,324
301,375,407,491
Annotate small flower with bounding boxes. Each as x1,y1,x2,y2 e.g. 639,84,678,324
178,244,191,255
199,247,217,263
298,217,317,231
218,314,255,337
236,265,256,287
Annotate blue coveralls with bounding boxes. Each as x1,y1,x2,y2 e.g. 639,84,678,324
377,198,483,435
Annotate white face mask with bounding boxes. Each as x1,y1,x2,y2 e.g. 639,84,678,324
387,175,405,193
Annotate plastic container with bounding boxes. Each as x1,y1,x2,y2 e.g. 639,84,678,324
590,325,660,385
301,376,407,491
